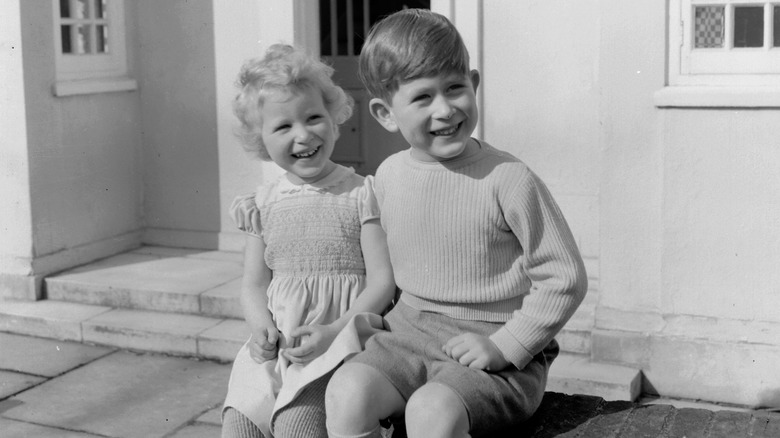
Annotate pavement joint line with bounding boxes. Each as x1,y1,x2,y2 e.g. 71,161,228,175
660,405,679,436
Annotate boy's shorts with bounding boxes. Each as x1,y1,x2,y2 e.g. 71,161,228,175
349,299,559,435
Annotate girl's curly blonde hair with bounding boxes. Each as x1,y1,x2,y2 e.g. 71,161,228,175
233,44,354,160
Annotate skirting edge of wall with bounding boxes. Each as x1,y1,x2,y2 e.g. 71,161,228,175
0,230,142,301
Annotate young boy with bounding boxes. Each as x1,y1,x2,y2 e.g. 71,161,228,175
324,9,588,438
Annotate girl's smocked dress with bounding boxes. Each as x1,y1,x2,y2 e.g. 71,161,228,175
223,165,385,436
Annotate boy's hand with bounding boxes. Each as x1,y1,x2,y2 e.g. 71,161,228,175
443,333,510,372
282,324,340,364
248,326,279,363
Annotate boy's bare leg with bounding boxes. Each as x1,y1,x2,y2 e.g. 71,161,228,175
405,382,470,438
325,363,405,438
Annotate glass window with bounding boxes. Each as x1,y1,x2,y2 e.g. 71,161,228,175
694,6,724,48
667,0,780,87
773,5,780,47
733,6,763,48
53,0,134,95
319,0,430,56
59,0,109,54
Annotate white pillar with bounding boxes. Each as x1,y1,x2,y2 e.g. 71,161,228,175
431,0,483,139
0,0,38,299
214,0,320,251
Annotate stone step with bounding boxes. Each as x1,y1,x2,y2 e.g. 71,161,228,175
555,290,598,355
556,322,593,355
42,246,598,355
0,299,641,403
3,246,642,402
44,247,244,319
0,299,248,362
548,352,643,402
0,299,641,402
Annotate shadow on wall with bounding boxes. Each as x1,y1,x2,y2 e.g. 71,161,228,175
759,388,780,411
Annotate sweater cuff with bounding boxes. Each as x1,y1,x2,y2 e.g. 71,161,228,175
490,327,535,370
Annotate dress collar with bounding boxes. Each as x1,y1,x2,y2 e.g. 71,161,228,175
277,165,354,194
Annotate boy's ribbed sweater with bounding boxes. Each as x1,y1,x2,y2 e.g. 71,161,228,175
373,141,588,370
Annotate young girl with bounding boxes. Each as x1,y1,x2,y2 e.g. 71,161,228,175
221,44,395,438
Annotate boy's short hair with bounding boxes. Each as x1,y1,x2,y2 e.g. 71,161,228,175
233,44,354,160
359,9,470,102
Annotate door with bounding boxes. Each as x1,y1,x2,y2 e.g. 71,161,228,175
320,0,430,176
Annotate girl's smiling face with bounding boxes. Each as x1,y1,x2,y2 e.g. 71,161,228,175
260,86,338,184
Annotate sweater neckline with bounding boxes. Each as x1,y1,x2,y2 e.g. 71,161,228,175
402,138,487,170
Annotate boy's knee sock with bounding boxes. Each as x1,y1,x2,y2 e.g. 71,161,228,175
222,407,265,438
326,424,383,438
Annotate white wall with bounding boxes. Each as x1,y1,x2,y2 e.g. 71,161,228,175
477,1,603,354
136,1,312,252
594,0,780,407
662,109,780,323
1,0,143,299
135,0,222,249
213,0,289,252
214,1,325,252
481,1,601,259
478,0,780,407
0,0,36,298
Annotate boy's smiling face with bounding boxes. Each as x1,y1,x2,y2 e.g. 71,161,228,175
370,70,480,162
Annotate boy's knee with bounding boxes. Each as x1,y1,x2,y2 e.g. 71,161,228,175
405,383,469,438
325,363,374,414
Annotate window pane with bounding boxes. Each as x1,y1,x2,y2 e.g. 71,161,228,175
71,0,90,19
733,6,763,48
95,0,106,19
774,6,780,47
96,25,109,53
60,0,71,18
64,24,92,54
61,25,72,52
319,0,331,56
694,6,724,48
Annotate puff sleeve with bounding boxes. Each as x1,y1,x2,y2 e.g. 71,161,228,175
229,192,262,237
358,175,381,224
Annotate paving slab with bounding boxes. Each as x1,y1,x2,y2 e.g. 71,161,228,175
0,370,45,399
709,409,753,436
168,422,222,438
2,350,230,438
751,413,780,437
575,403,635,437
0,332,113,377
0,417,103,437
197,406,222,425
668,408,713,438
0,300,111,341
82,308,221,356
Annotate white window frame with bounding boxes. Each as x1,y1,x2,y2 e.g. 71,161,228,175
52,0,136,96
656,0,780,107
